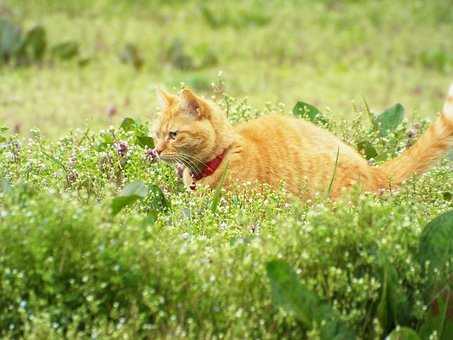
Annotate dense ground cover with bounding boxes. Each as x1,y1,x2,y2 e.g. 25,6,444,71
1,96,452,338
1,0,452,338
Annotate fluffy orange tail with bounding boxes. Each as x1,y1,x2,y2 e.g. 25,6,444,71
377,84,453,186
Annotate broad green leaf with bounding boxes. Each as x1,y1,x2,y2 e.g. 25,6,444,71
418,211,453,340
377,260,390,332
419,289,453,340
419,210,453,288
120,117,136,132
375,103,404,136
121,181,148,197
266,260,355,339
0,18,22,61
357,140,378,160
376,256,410,333
443,192,452,201
136,135,154,148
387,327,421,340
147,184,170,211
78,57,91,67
266,260,318,325
111,181,148,216
293,101,329,125
21,25,47,61
51,41,79,60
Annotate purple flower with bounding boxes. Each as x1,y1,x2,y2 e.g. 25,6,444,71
115,141,129,157
107,105,117,117
145,148,159,162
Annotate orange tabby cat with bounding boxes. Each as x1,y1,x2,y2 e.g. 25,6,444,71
151,86,453,199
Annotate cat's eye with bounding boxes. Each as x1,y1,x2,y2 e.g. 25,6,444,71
169,131,178,140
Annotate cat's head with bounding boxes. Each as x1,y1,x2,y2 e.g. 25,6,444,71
152,88,233,167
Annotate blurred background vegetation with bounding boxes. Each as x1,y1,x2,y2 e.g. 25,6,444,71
1,0,452,137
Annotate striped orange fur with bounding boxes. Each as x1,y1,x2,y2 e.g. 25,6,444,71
153,86,453,199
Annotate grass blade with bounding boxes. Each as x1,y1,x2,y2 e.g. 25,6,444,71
327,146,340,197
210,163,229,213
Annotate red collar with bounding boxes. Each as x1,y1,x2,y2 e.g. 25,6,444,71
191,150,226,181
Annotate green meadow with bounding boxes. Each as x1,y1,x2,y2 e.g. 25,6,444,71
0,0,452,338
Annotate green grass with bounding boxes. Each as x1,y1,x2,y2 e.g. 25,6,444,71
1,0,452,136
0,0,452,338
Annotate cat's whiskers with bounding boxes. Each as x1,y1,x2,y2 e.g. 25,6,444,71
178,151,209,169
176,154,201,174
160,152,203,175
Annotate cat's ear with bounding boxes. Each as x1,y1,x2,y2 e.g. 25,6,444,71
180,88,208,118
156,88,175,110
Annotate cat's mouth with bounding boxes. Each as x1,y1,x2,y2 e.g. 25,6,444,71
145,149,201,174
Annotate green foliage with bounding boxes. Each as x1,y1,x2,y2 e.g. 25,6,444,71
0,0,453,337
19,25,47,62
419,48,453,73
0,17,81,66
375,103,405,137
266,260,355,339
120,117,155,149
353,101,409,162
0,18,82,66
119,43,144,70
120,117,137,132
146,184,170,212
111,181,148,215
0,95,451,338
418,210,453,288
387,327,421,340
376,256,410,333
200,4,271,29
164,38,194,70
419,290,453,340
51,41,79,60
357,140,378,160
418,210,453,340
0,17,22,62
293,101,329,126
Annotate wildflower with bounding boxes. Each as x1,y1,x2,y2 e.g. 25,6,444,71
114,141,128,157
146,148,159,162
107,105,117,117
67,171,78,184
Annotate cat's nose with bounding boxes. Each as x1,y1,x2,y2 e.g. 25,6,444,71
153,143,165,155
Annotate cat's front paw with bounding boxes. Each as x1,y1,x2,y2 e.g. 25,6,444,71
176,163,185,178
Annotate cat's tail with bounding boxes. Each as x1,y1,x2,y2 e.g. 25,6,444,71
376,84,453,187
